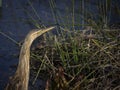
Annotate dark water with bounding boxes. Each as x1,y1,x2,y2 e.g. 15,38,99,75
0,0,59,89
0,0,50,89
0,0,120,90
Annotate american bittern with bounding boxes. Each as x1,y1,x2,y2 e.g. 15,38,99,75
5,26,55,90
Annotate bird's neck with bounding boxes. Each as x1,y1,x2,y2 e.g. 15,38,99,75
16,37,33,90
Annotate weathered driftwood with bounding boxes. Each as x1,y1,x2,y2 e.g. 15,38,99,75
5,26,55,90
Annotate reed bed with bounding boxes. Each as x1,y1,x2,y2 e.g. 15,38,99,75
28,0,120,90
1,0,119,89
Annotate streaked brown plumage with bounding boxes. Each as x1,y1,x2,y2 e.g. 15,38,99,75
5,26,55,90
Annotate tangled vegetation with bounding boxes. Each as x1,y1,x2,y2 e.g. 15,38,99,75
26,0,120,90
30,26,120,90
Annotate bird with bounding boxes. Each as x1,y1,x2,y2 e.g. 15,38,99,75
5,26,55,90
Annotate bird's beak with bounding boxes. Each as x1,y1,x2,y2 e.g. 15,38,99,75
34,26,55,37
